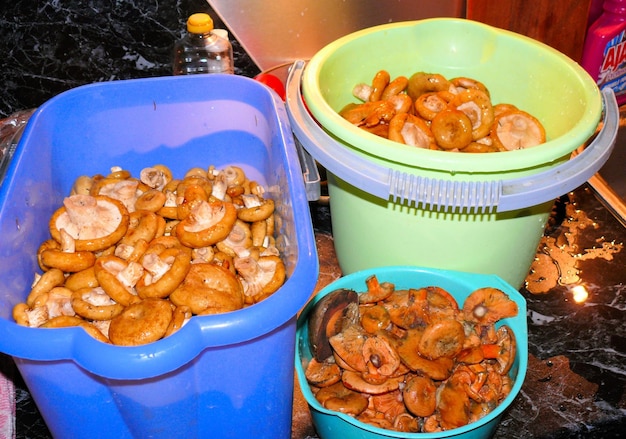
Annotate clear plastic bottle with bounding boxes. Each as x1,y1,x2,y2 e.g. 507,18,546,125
581,0,626,105
173,13,234,75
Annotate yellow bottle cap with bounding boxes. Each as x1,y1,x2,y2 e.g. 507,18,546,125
187,13,214,34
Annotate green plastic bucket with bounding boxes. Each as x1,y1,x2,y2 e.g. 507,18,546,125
286,18,618,288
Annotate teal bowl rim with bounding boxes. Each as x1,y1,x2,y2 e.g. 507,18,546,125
295,265,529,438
302,18,602,174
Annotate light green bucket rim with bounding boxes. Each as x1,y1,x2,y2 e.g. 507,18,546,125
302,18,603,174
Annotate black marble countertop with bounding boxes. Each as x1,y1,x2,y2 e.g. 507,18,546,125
0,0,259,119
1,1,625,438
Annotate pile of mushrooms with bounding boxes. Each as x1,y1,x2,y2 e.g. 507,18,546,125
13,164,286,346
340,69,546,153
305,276,518,432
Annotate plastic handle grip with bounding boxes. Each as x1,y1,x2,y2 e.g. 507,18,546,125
286,60,618,213
496,88,618,211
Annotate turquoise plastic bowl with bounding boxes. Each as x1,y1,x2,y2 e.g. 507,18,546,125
295,266,528,439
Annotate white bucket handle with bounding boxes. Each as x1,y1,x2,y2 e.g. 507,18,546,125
286,60,619,213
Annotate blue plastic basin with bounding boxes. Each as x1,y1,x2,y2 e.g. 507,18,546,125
0,74,319,439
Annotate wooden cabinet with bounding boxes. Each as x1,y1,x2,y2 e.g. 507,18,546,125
466,0,592,62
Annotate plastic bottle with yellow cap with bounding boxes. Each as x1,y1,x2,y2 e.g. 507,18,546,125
173,13,234,75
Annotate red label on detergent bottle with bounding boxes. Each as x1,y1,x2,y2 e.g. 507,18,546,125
599,31,626,93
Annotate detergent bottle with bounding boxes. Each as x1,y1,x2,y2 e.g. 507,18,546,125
581,0,626,105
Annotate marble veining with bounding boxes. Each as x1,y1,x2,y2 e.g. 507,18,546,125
0,0,259,118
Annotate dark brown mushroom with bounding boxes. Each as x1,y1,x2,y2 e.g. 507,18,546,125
308,288,359,361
